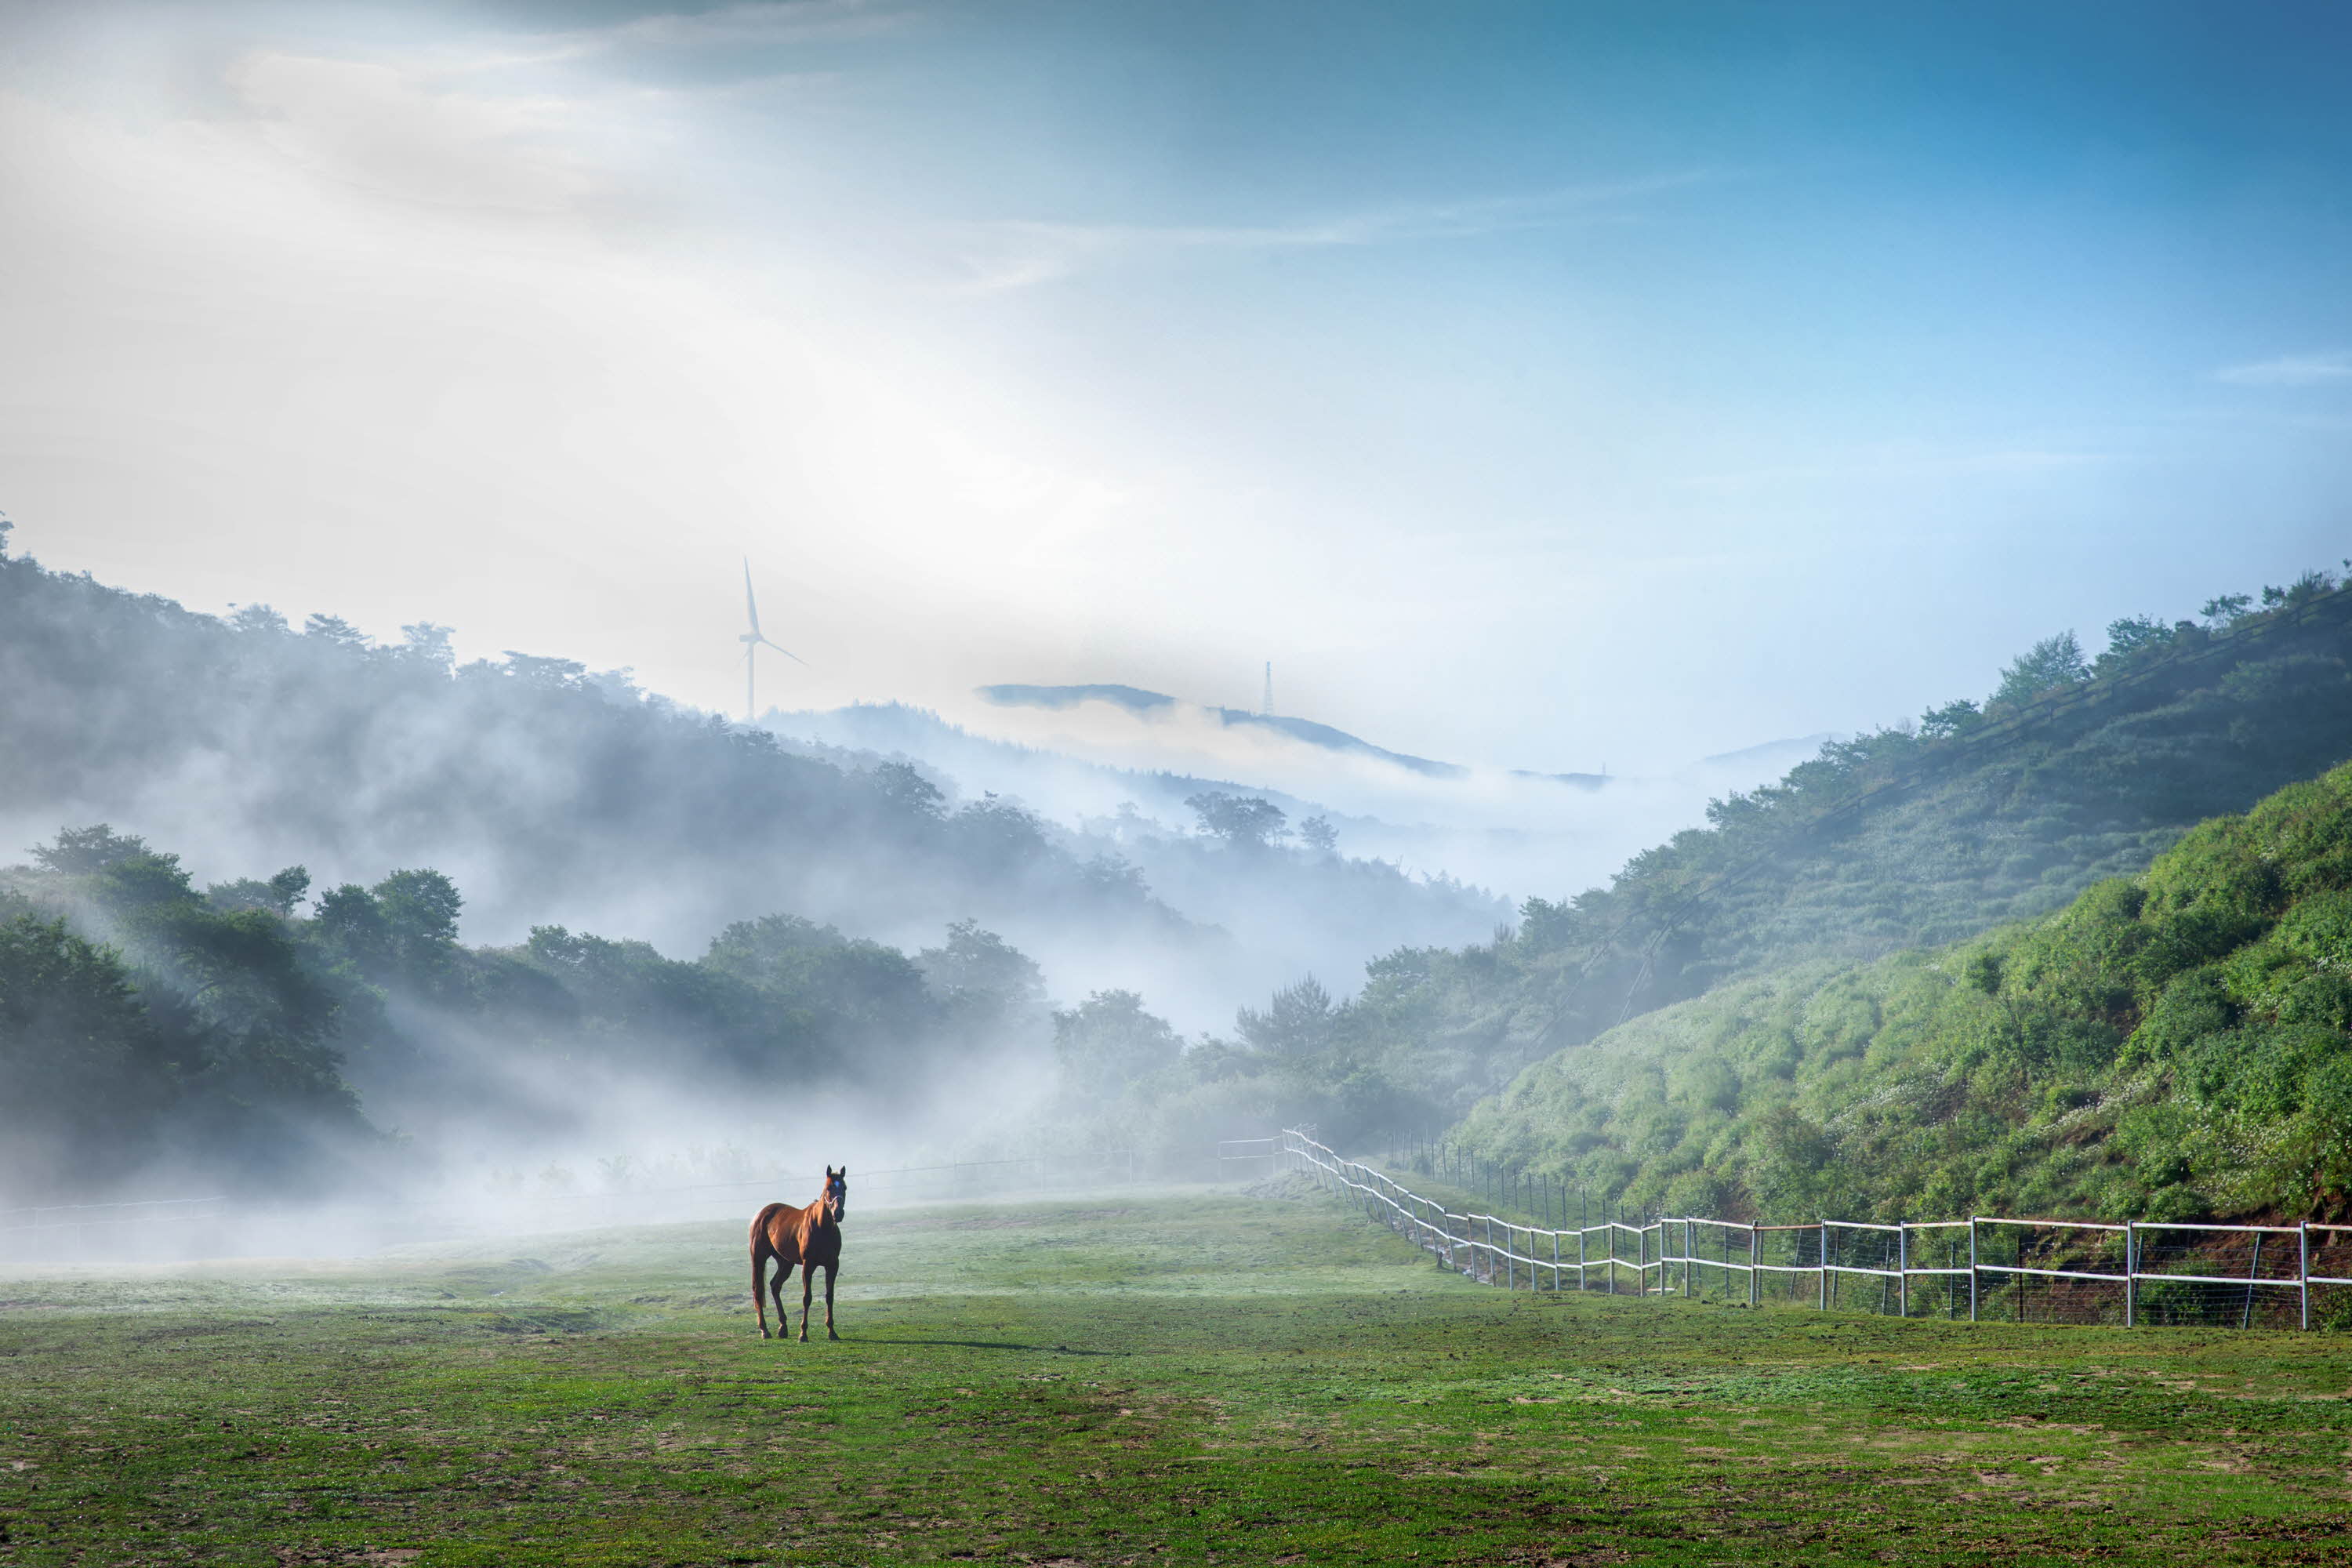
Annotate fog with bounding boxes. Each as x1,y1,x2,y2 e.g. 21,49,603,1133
0,550,1525,1232
776,691,1834,902
12,2,2350,1265
0,539,1866,1245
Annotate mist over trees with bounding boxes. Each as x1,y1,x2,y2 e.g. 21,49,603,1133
0,542,1515,1203
0,545,1504,1036
0,823,1059,1203
1051,566,2352,1174
13,535,2351,1224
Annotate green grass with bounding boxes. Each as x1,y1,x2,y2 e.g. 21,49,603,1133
4,1186,2350,1566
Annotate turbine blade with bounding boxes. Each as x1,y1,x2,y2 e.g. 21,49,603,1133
759,635,809,667
742,557,762,637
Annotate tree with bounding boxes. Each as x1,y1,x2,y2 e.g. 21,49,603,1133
1989,631,2087,709
0,915,176,1198
702,913,848,988
270,866,313,913
397,622,456,670
951,794,1050,869
1235,975,1335,1060
303,614,371,651
1078,854,1148,900
870,761,946,822
916,919,1044,1036
373,869,462,951
205,866,310,917
31,824,154,877
1298,815,1338,854
1918,699,1983,740
2201,593,2253,627
2265,569,2338,610
500,652,585,688
2101,615,2173,663
1185,791,1289,850
1052,989,1181,1099
227,604,289,634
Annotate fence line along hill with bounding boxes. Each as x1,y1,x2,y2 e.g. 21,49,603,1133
1240,1130,2352,1332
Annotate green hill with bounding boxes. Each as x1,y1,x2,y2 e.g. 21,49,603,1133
1185,568,2352,1146
1448,758,2352,1225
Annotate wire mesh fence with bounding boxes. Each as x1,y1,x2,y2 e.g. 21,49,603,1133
1276,1128,2350,1332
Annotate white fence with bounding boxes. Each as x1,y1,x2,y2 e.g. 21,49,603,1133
1276,1128,2352,1331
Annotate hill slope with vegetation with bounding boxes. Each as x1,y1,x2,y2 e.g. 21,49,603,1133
0,528,1501,1023
1058,564,2352,1161
0,823,1058,1203
1448,757,2352,1225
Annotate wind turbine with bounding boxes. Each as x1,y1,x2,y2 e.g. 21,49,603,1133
739,558,807,724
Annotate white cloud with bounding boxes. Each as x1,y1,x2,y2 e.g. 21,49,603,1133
520,0,917,64
946,172,1718,293
214,51,609,220
2216,351,2352,387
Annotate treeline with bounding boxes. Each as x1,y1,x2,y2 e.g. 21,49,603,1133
1448,757,2352,1225
0,826,1047,1203
1063,564,2352,1161
0,539,1189,964
0,537,1504,1011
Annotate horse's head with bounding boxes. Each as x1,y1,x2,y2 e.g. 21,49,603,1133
823,1165,849,1224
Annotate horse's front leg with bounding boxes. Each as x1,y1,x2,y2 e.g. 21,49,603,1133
824,1261,839,1341
799,1261,815,1343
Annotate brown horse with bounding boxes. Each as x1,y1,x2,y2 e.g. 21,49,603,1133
750,1165,848,1341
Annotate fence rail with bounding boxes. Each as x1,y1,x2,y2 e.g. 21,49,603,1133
1276,1129,2347,1331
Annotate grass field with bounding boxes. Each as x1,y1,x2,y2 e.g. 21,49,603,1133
4,1182,2351,1566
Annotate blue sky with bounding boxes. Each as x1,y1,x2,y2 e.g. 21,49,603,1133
2,0,2347,772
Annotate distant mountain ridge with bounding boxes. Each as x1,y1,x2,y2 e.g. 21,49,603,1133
768,699,1379,831
0,550,1510,1029
975,682,1470,781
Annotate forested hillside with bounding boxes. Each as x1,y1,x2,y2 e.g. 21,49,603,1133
1448,757,2352,1225
0,539,1501,1020
1078,567,2352,1154
0,824,1052,1203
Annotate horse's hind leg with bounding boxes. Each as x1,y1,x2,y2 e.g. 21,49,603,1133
751,1245,771,1339
799,1262,815,1343
823,1261,839,1341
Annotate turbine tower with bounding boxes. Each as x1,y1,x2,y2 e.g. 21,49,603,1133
739,558,808,724
1261,661,1273,717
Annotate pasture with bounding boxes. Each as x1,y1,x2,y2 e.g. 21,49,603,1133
2,1184,2349,1566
